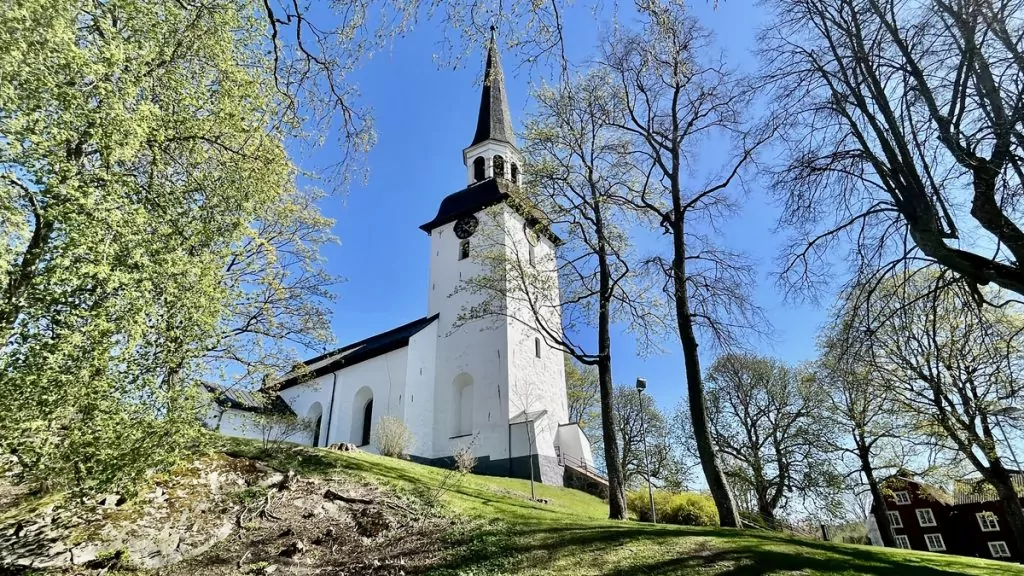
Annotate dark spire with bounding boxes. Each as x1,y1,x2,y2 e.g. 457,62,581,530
471,27,515,147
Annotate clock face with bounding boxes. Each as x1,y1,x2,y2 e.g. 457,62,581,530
524,224,539,246
454,215,479,239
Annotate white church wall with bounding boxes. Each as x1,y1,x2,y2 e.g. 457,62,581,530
329,347,408,450
501,207,569,460
555,423,594,468
279,374,333,446
403,320,438,457
428,213,512,462
204,407,316,446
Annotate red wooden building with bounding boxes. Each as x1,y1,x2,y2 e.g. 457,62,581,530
875,474,1021,562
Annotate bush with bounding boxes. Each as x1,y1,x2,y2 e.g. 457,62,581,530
627,489,719,526
373,416,413,458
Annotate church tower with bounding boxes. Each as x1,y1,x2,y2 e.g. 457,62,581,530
417,32,585,485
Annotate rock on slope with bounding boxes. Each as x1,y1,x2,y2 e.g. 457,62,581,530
0,448,454,575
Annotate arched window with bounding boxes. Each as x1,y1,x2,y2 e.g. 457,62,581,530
493,155,505,179
528,244,535,266
535,337,542,358
361,399,373,447
473,156,486,182
510,163,519,183
453,373,474,436
307,402,324,447
351,386,374,446
459,239,470,260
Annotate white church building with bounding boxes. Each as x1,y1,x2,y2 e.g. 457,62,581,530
207,35,596,487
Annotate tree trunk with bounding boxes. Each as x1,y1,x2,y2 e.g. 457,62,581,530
594,190,628,520
672,219,742,528
987,463,1024,562
859,444,895,547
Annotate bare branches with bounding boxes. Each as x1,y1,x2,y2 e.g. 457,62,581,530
764,0,1024,300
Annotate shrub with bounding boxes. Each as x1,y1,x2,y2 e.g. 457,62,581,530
627,489,719,526
373,416,413,458
453,444,477,474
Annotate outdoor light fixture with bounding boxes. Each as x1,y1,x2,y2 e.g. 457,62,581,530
635,376,655,524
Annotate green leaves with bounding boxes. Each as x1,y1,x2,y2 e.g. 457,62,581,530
0,0,333,494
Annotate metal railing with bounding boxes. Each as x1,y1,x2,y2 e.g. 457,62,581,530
560,453,608,482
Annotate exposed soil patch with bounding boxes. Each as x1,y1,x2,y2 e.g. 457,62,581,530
0,448,455,576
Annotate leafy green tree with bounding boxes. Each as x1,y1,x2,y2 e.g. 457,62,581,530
700,354,838,527
846,269,1024,555
0,0,333,493
564,355,599,429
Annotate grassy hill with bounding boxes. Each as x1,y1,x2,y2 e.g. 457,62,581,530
224,440,1023,576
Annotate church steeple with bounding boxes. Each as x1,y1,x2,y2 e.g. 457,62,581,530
471,28,515,147
463,28,521,186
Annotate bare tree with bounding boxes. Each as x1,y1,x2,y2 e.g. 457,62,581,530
600,0,770,528
607,385,683,489
763,0,1024,301
847,268,1024,555
459,70,665,519
702,353,838,527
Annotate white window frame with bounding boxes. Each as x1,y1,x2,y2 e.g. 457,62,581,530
888,511,903,528
894,491,911,505
978,512,1000,532
916,508,937,527
988,541,1010,558
924,533,946,552
894,535,911,549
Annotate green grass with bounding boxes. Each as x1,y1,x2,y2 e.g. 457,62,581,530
223,439,1022,576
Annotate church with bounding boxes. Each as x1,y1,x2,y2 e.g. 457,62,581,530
207,35,596,488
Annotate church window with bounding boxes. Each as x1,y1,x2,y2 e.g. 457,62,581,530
361,399,373,446
511,163,519,183
535,337,541,358
459,239,470,260
473,156,486,182
493,155,506,179
528,244,535,266
351,386,373,446
453,373,474,437
307,402,324,447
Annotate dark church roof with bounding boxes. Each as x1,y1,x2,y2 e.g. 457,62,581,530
471,30,515,147
270,315,439,391
204,382,296,415
418,177,561,244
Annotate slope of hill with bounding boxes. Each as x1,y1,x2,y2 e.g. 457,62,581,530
222,440,1019,576
3,439,1020,576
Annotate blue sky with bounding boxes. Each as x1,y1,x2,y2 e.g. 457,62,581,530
302,1,834,413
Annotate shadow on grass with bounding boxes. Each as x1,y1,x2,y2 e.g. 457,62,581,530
437,521,1008,576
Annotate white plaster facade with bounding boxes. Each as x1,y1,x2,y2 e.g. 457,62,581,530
209,37,593,486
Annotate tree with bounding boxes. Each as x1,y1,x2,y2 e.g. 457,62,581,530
814,314,910,547
595,385,677,488
846,269,1024,556
600,0,770,527
459,70,664,519
0,0,333,492
701,354,837,527
565,355,599,428
763,0,1024,301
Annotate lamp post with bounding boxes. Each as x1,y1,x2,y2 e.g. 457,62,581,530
636,377,656,524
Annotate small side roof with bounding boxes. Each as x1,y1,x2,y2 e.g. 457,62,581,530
203,383,295,416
